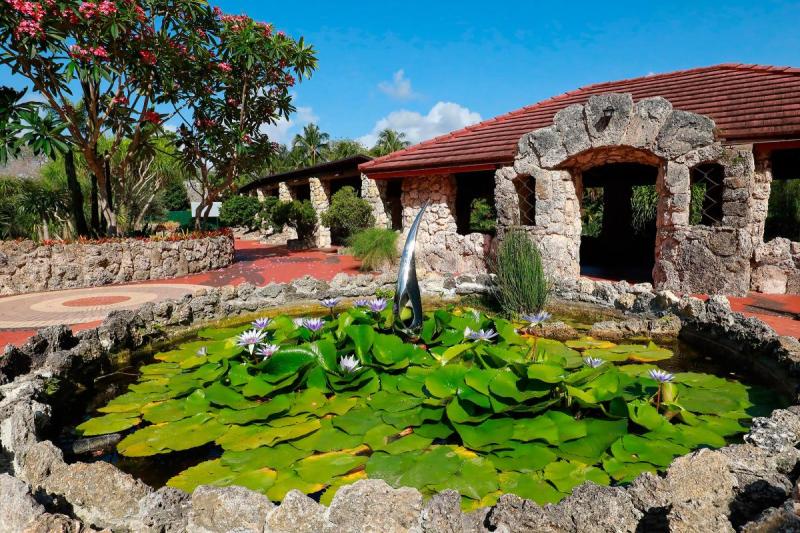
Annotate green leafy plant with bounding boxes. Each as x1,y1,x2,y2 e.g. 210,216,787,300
469,197,496,234
271,200,317,240
348,228,399,271
490,229,550,316
77,305,779,510
162,180,191,212
321,186,375,245
220,196,263,230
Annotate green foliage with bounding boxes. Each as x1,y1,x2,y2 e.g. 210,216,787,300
371,129,410,157
630,185,658,234
219,195,262,229
469,197,496,233
581,188,603,237
490,229,550,316
321,186,375,244
326,139,368,160
291,124,330,167
271,200,317,239
162,180,190,212
765,179,800,241
348,228,399,271
80,305,778,510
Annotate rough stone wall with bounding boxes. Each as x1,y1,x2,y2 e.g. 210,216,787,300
401,174,491,274
494,166,581,280
360,173,391,229
506,92,760,296
0,234,234,296
309,177,332,248
751,238,800,294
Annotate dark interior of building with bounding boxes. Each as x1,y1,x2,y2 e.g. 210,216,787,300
580,162,659,282
766,147,800,242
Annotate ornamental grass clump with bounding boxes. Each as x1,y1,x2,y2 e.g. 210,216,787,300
76,305,783,511
348,228,399,271
490,229,550,317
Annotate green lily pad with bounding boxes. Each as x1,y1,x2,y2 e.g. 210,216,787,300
76,413,140,436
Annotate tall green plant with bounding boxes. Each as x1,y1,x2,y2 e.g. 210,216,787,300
271,200,317,240
348,228,398,271
490,229,550,316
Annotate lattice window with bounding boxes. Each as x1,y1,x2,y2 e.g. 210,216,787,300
514,176,536,226
690,163,725,226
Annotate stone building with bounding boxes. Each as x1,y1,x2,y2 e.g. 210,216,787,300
240,155,374,249
358,64,800,296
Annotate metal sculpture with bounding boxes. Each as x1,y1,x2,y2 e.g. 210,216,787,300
393,201,429,335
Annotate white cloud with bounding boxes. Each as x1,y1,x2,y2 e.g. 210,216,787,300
358,101,482,147
261,105,319,145
378,69,417,100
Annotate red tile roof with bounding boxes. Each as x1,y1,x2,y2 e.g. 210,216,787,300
360,64,800,178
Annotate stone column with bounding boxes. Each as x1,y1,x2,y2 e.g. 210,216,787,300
750,149,772,246
309,177,331,248
360,173,390,228
255,187,265,201
278,181,292,202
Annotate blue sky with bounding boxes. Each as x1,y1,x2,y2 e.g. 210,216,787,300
3,1,799,147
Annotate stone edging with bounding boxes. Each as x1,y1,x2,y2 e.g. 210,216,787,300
1,273,800,532
0,234,235,296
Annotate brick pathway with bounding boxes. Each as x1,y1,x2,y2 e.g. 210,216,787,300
0,240,363,349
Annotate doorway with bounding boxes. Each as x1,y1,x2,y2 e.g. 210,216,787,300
579,162,660,282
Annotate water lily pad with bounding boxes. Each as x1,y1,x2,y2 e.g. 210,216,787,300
544,460,609,493
216,419,321,451
118,414,227,456
167,459,238,492
76,412,140,436
222,445,307,471
295,450,368,482
499,472,563,504
513,411,587,445
488,442,557,472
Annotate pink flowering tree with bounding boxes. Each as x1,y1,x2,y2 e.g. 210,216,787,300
0,0,219,234
175,9,316,227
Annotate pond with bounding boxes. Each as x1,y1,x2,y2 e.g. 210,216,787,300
67,301,786,510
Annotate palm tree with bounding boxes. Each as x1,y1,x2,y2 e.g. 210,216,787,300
326,139,368,160
291,124,330,167
372,129,410,157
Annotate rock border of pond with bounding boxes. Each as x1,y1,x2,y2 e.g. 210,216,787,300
2,272,800,532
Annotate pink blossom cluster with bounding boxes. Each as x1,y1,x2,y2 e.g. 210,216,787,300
69,44,109,61
6,0,45,39
111,95,129,105
78,0,117,18
141,110,160,123
217,62,232,73
139,50,156,65
195,117,216,129
218,12,251,32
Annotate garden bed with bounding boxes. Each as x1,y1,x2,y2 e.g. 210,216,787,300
1,273,800,532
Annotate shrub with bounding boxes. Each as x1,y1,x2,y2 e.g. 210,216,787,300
219,195,262,229
260,196,282,231
320,186,375,244
162,179,190,211
489,228,549,316
469,197,496,233
271,200,317,240
348,227,398,271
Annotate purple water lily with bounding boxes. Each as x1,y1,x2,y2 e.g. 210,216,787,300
303,317,325,332
465,328,498,342
583,356,604,368
257,344,279,360
236,329,266,354
522,311,552,327
339,354,362,374
352,298,370,308
320,298,340,309
648,369,675,383
368,298,388,313
252,317,272,330
293,317,306,328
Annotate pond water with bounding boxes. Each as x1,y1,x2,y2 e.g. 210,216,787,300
63,304,787,510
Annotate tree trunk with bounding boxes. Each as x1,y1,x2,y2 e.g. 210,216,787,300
64,150,89,237
102,157,117,234
90,174,100,236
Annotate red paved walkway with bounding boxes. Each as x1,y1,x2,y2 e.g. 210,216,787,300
0,240,362,349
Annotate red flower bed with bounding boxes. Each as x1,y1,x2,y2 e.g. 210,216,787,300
16,228,233,247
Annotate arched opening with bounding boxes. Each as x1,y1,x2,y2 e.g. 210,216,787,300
579,162,660,282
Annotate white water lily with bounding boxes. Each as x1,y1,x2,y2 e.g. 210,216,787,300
339,355,362,374
236,329,266,354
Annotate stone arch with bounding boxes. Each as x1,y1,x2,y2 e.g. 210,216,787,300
496,92,755,294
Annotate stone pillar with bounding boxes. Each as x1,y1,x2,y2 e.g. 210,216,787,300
401,174,490,274
255,187,265,201
750,149,772,245
360,173,390,228
494,167,521,227
278,181,292,202
309,177,331,248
